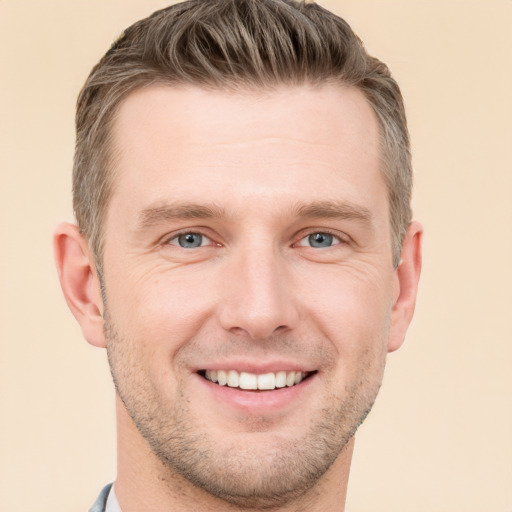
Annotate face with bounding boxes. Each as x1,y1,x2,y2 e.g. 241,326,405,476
102,84,398,507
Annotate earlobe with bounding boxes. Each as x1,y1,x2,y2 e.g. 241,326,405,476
53,222,106,348
388,221,423,353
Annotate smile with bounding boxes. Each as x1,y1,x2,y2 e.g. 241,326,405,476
202,369,312,391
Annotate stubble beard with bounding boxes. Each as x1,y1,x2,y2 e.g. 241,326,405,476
104,316,386,509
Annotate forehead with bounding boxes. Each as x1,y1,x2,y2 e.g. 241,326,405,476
107,84,385,225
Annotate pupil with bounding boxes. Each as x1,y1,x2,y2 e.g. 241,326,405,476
179,233,202,248
309,233,333,248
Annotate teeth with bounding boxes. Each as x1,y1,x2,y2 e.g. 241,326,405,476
258,372,275,390
217,370,227,386
205,370,218,383
275,371,286,388
204,370,308,390
227,370,239,388
239,372,257,390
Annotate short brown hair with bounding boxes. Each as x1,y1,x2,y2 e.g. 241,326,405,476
74,0,412,267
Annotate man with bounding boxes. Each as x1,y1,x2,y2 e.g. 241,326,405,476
54,0,422,510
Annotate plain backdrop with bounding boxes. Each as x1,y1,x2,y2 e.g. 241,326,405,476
0,1,511,511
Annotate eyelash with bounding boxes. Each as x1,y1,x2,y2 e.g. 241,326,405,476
165,231,216,248
294,230,345,248
164,229,348,249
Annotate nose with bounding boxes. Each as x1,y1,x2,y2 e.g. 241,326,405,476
217,243,299,340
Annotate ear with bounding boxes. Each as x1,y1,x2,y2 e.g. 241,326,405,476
53,222,106,348
388,221,423,353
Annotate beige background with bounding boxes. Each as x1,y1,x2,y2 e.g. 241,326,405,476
1,1,511,511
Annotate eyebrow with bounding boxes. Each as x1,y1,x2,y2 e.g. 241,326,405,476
137,201,227,231
292,200,373,224
136,199,373,232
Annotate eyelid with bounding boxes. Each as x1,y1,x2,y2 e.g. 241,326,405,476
293,229,349,248
163,229,218,247
160,227,349,248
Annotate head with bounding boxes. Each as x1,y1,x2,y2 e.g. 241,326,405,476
73,0,412,271
56,1,422,509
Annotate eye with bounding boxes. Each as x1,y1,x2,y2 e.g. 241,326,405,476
297,232,341,248
168,232,211,249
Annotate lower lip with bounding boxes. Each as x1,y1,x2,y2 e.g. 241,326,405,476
195,373,316,413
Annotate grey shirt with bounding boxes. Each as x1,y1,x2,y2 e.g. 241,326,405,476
89,483,122,512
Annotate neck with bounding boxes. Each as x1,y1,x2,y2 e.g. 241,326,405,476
114,397,353,512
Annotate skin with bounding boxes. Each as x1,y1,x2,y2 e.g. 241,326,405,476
54,84,422,512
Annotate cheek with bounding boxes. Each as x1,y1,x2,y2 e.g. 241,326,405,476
300,264,394,357
106,268,218,350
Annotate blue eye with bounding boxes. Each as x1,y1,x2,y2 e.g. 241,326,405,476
169,232,208,248
297,232,340,248
309,233,334,248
